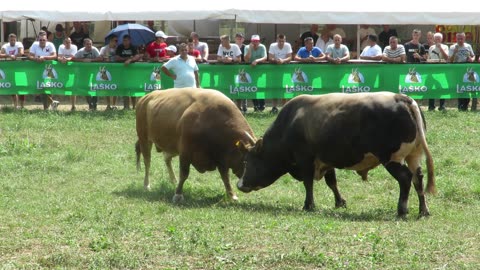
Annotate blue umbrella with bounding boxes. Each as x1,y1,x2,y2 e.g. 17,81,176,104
105,23,155,46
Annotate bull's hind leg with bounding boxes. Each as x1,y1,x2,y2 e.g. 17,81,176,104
163,152,177,184
218,166,238,201
173,157,191,204
406,154,430,217
385,162,413,217
139,141,153,190
324,169,346,208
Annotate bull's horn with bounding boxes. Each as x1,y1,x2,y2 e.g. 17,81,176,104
244,131,256,144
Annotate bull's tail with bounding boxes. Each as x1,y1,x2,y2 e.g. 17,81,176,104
410,99,436,194
135,140,141,172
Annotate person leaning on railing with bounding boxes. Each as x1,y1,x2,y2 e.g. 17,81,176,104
0,33,25,109
381,36,406,63
28,30,59,111
449,32,476,111
325,34,350,64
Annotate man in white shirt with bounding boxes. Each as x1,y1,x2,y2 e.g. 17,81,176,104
57,38,78,111
359,34,382,61
162,43,200,88
217,35,242,63
268,33,292,113
315,30,333,53
0,33,25,108
28,30,58,110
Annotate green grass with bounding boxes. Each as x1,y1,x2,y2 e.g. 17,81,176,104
0,106,479,269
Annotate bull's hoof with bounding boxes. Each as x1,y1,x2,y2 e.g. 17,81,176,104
144,185,151,191
172,194,184,204
418,209,430,217
335,199,347,208
231,195,239,201
303,204,316,212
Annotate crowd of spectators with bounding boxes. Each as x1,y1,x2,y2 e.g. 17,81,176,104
1,22,479,112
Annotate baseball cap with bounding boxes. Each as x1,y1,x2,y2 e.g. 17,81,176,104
155,31,168,38
251,35,260,41
166,45,177,53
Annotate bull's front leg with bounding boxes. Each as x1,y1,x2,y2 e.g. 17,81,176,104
218,166,238,201
324,169,346,208
173,157,190,204
303,178,315,211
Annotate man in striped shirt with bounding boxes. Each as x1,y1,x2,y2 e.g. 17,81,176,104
382,36,406,63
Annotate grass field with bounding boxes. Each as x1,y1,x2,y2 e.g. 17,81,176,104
0,103,479,269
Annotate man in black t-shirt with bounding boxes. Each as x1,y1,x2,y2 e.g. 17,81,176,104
404,29,426,63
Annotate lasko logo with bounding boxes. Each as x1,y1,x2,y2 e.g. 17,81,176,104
348,68,364,83
405,68,422,83
463,67,479,83
96,66,112,81
0,69,12,88
42,64,58,79
150,66,162,81
292,68,308,83
235,69,252,84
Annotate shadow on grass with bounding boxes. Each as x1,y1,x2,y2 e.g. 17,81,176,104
113,181,400,220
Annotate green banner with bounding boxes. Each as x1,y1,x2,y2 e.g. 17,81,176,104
0,61,479,99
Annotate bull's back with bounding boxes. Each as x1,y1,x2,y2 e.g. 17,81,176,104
136,88,249,154
277,92,418,166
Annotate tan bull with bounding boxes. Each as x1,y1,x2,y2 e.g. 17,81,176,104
135,88,256,203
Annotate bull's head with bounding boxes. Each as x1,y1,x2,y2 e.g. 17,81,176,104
236,132,287,193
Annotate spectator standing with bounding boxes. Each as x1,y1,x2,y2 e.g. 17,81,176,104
379,25,398,49
0,33,25,109
70,22,90,49
315,30,334,53
187,39,202,62
190,32,209,62
358,25,377,50
115,35,142,109
382,36,406,63
73,38,102,110
52,24,66,51
217,35,242,63
161,43,200,88
325,34,350,64
359,34,382,60
404,29,426,63
423,31,435,60
234,33,248,113
427,33,449,111
99,37,119,110
269,34,292,114
294,37,325,62
244,34,267,112
326,24,347,39
58,38,78,111
299,24,319,46
449,32,475,111
28,30,58,110
146,30,168,62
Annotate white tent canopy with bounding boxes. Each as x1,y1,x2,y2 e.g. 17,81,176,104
1,0,480,25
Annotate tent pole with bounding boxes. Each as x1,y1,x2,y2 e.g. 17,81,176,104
1,20,4,43
356,24,360,59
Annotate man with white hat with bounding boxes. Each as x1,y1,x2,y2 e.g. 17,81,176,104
245,34,267,112
146,30,168,62
165,45,177,58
